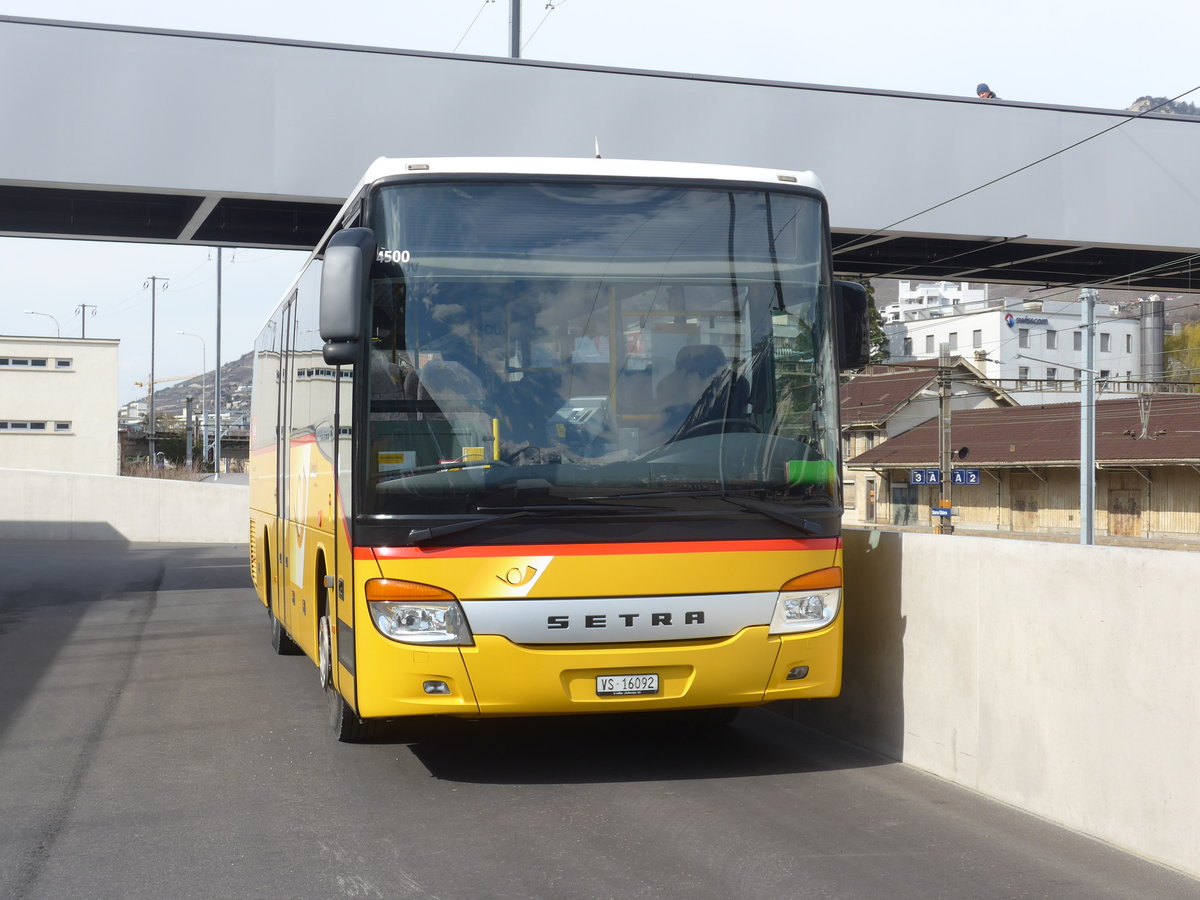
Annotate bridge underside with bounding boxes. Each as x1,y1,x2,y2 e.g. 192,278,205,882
6,181,1192,291
829,232,1200,292
3,16,1199,293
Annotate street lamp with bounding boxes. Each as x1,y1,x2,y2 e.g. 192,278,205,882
23,310,60,337
176,331,208,467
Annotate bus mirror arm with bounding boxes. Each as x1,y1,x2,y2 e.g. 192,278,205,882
834,280,871,370
323,339,359,366
320,226,377,347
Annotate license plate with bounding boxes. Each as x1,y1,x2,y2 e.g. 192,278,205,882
596,673,659,696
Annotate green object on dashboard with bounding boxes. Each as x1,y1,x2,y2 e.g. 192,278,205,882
786,459,835,487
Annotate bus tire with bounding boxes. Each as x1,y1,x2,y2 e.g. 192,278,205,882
270,612,302,656
265,557,302,657
317,614,333,689
328,687,384,743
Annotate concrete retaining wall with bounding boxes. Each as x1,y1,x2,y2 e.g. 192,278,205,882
782,528,1200,879
0,467,247,543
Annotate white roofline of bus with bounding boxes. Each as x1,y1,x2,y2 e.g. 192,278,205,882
355,156,824,195
277,156,827,336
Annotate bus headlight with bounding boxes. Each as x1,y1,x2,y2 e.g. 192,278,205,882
769,568,842,634
365,579,474,645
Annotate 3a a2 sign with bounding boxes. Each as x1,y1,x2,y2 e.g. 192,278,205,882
912,468,982,485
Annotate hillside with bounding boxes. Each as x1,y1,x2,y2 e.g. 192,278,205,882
143,350,254,420
1127,95,1200,116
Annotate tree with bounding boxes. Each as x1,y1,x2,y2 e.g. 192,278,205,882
1164,320,1200,382
853,278,891,364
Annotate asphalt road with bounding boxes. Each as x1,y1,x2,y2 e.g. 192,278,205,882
1,540,1195,900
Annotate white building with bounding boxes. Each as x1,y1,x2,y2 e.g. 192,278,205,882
883,282,1162,405
881,280,989,324
1,335,120,475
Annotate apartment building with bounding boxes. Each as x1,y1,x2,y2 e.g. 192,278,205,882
0,335,119,475
882,282,1164,404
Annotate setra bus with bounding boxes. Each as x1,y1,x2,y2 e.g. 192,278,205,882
248,156,868,741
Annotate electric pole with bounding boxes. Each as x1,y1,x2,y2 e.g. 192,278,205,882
937,343,954,534
75,303,97,338
184,397,194,468
1079,287,1097,545
509,0,520,58
144,276,168,466
214,249,223,479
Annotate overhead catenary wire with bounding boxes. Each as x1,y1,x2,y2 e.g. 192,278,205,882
453,0,495,53
522,0,571,53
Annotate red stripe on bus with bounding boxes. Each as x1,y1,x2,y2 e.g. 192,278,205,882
357,537,839,560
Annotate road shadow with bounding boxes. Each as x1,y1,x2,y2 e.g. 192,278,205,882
395,707,890,785
0,541,249,743
775,527,908,761
0,519,129,542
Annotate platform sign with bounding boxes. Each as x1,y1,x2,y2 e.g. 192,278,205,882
951,468,982,485
930,507,952,517
909,468,941,485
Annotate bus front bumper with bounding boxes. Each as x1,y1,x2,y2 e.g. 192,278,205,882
354,624,841,719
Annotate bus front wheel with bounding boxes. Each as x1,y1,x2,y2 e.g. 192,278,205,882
318,615,333,689
328,687,384,743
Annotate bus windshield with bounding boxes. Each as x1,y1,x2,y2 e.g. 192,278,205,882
361,178,839,526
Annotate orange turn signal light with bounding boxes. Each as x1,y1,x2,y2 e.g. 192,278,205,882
364,578,456,602
779,567,842,592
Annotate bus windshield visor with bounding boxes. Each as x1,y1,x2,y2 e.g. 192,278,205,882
361,179,840,521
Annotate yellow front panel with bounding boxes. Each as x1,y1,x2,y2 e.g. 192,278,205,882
463,625,840,714
372,542,839,600
353,639,480,718
351,541,843,719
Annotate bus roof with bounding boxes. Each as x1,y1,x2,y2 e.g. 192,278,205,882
354,156,824,196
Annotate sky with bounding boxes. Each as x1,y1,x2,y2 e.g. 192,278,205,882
1,0,1198,404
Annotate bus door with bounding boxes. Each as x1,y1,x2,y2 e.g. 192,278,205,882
275,293,297,636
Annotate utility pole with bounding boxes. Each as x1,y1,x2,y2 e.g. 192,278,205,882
509,0,521,58
184,397,194,468
144,276,169,466
1079,287,1097,545
177,330,208,470
75,303,97,338
214,249,223,479
936,343,954,534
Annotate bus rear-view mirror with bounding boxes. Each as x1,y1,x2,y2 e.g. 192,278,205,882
320,227,377,364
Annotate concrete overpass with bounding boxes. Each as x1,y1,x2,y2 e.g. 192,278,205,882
3,15,1200,291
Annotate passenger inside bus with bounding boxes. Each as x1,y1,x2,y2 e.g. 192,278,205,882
490,369,564,448
655,344,750,437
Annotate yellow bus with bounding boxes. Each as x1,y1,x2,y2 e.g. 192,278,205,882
249,157,868,741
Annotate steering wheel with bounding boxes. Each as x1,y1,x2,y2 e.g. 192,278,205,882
674,418,762,440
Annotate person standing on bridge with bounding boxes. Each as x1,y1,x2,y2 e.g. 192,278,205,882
976,83,998,99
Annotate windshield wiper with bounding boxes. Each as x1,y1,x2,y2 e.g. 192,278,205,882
584,489,823,536
407,500,658,545
715,494,820,536
408,511,533,545
476,501,659,513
